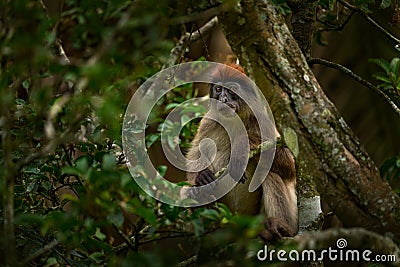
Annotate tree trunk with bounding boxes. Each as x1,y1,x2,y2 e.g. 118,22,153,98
218,0,400,240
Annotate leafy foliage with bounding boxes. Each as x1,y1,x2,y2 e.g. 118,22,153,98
0,1,267,266
316,0,398,45
271,0,292,16
149,84,206,151
370,58,400,90
380,155,400,194
370,57,400,107
2,0,399,266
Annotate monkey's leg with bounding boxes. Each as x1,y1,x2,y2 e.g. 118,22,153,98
259,172,298,242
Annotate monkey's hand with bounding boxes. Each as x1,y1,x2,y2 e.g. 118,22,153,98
259,217,295,243
238,173,247,184
228,163,247,184
185,168,217,200
194,168,216,186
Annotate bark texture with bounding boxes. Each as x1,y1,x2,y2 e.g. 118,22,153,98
218,0,400,240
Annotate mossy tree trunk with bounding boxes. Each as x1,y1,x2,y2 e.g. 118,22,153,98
218,0,400,239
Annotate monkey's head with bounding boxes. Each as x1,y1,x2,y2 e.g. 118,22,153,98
210,82,242,116
209,63,255,119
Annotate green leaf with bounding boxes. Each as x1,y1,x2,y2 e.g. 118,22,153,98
102,154,116,171
199,209,220,220
62,166,81,176
14,213,43,225
22,80,30,89
89,252,104,264
370,58,391,74
390,57,400,74
107,212,124,228
192,219,204,237
373,73,392,83
283,127,299,158
94,228,107,241
135,206,157,225
177,181,192,186
75,156,89,173
27,181,38,193
180,114,191,126
217,203,233,219
380,156,400,180
168,135,179,149
380,0,392,9
329,0,336,11
146,133,160,148
157,165,167,177
165,103,179,110
44,258,58,267
23,165,40,174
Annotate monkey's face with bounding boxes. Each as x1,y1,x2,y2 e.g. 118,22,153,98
210,82,242,117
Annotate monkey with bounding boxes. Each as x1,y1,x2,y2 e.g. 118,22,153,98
185,63,298,242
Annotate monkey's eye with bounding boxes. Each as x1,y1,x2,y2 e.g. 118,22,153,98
214,86,222,93
228,88,238,96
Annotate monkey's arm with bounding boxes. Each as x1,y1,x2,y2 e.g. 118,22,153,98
186,119,219,186
190,135,249,185
227,135,249,184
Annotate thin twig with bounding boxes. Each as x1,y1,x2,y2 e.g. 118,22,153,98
140,232,194,245
165,16,218,69
194,21,210,60
13,130,72,174
177,255,198,267
38,0,70,64
170,3,231,25
141,16,219,95
87,4,135,66
61,144,73,166
308,58,400,117
55,39,71,65
215,138,282,178
338,0,400,44
75,2,136,92
38,0,73,91
22,239,60,265
317,10,355,32
112,223,136,251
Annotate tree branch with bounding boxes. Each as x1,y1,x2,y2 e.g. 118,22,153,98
338,0,400,44
317,10,355,33
165,16,219,69
112,223,136,251
309,58,400,117
287,0,318,60
22,240,60,266
169,3,232,25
